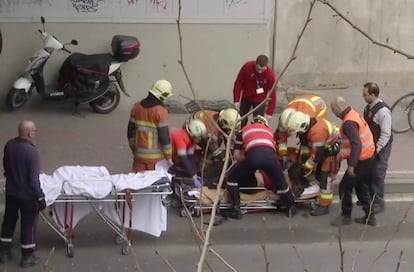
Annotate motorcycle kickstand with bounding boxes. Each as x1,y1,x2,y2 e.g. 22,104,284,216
71,103,85,118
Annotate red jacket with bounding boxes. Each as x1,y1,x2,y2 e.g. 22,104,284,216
233,61,276,116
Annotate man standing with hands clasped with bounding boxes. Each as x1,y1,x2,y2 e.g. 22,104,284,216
233,55,276,128
0,120,46,267
362,82,393,214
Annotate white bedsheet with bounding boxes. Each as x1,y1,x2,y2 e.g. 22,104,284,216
40,161,172,237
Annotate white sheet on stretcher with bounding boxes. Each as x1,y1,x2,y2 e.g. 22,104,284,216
40,161,172,237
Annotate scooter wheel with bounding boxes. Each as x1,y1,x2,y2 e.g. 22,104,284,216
89,83,120,114
6,88,28,110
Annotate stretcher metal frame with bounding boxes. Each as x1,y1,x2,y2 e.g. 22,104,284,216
40,180,172,258
172,177,319,217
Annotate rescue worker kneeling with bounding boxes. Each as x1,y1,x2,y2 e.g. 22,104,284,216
189,108,241,160
224,115,295,219
275,94,327,169
285,112,341,216
169,119,208,188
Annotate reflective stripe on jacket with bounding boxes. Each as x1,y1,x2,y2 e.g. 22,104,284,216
130,103,172,160
304,118,340,170
276,94,327,156
340,109,375,160
241,123,276,153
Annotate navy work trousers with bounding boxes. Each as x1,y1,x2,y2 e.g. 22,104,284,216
227,146,293,207
0,195,39,257
339,157,374,216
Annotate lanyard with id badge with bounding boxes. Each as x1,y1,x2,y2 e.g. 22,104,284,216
255,74,265,95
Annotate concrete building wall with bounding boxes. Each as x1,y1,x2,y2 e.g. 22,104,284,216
1,0,414,110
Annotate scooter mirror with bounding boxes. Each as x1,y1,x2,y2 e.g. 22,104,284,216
41,16,45,24
71,40,78,46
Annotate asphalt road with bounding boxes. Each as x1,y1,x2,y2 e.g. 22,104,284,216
0,88,414,271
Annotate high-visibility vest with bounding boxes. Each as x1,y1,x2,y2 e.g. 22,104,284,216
131,103,172,160
340,109,375,160
241,123,276,153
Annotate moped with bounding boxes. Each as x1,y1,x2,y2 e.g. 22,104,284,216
6,16,140,114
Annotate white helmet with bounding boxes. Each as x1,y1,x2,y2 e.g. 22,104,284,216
252,115,269,126
148,79,173,101
286,112,310,133
185,119,207,141
279,108,297,130
218,108,241,132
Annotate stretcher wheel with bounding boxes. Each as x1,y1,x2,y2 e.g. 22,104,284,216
66,243,74,258
121,242,131,255
115,235,125,245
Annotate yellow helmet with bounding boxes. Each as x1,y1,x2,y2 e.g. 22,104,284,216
148,79,173,101
218,108,241,132
286,112,310,133
185,119,207,141
251,115,269,126
279,108,297,130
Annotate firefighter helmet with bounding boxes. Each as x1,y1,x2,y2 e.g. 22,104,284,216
185,119,207,141
286,111,310,133
279,108,297,130
218,108,241,132
251,115,269,126
148,79,173,101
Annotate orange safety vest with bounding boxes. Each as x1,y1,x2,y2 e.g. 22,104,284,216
276,94,327,156
340,109,375,160
242,123,276,153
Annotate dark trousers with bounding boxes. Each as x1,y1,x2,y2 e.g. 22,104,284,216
239,99,267,128
339,157,374,216
0,195,39,258
227,146,294,207
370,142,392,211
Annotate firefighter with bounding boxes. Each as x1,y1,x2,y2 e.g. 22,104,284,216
169,119,208,188
275,94,327,169
190,108,241,160
127,79,174,172
330,96,376,226
224,115,295,219
285,112,341,216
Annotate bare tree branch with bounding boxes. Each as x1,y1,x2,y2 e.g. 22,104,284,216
317,0,414,59
154,248,177,272
395,250,403,272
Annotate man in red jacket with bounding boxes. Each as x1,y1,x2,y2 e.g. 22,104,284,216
233,55,276,128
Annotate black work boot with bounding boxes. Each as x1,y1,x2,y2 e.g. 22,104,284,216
310,206,329,216
330,214,352,226
220,206,242,219
20,249,40,268
0,242,12,264
354,214,377,226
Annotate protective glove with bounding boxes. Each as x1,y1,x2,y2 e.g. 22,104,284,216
192,175,202,188
281,155,289,170
234,102,240,109
37,194,47,211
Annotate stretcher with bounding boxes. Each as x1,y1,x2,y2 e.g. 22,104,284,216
39,163,172,258
171,176,320,217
